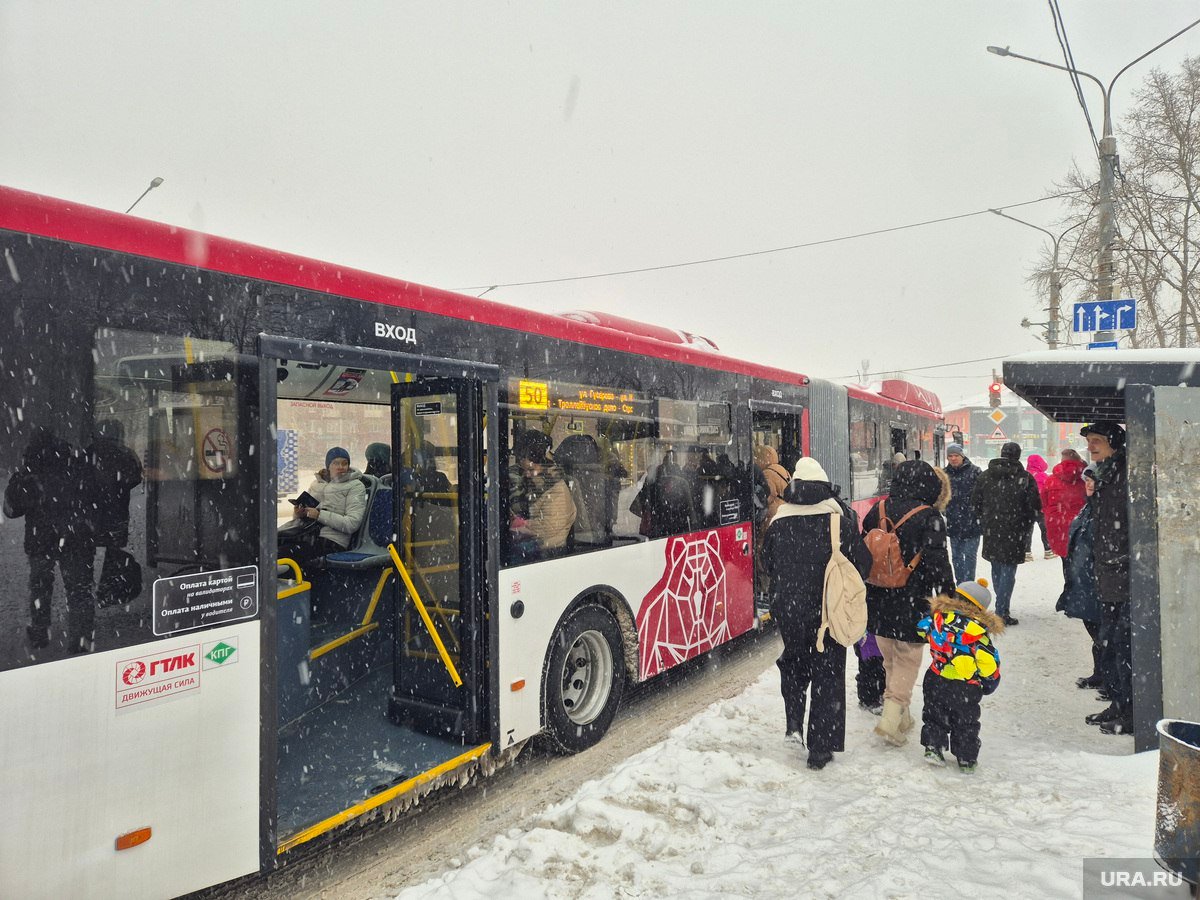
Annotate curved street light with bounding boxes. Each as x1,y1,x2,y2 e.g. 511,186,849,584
990,210,1087,349
125,176,164,214
987,17,1200,337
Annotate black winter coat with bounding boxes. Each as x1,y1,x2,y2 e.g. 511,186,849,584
971,457,1042,565
763,481,871,627
86,436,143,547
863,461,955,642
3,430,98,556
1056,498,1101,622
943,459,982,539
1092,449,1129,605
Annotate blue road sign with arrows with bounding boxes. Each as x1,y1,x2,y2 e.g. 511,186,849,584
1073,299,1136,332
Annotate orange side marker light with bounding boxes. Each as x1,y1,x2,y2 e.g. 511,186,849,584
510,679,526,692
115,827,152,851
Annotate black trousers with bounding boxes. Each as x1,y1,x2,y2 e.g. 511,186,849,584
28,545,95,646
1083,618,1103,680
776,611,846,753
1099,601,1133,715
277,531,343,572
853,641,885,707
919,670,984,763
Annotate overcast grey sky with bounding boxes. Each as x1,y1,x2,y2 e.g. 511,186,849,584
2,2,1198,408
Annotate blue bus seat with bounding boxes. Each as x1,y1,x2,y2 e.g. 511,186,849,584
325,483,394,571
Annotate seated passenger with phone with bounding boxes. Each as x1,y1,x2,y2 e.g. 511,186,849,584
278,447,368,570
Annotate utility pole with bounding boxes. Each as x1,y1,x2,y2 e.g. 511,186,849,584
987,20,1200,345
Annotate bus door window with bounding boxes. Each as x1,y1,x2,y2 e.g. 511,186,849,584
848,399,881,502
389,378,486,743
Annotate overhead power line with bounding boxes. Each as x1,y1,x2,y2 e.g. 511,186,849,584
455,189,1088,292
1048,0,1101,157
829,354,1014,381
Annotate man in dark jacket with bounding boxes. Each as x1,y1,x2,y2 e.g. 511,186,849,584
86,420,144,607
3,428,99,652
1079,421,1132,735
763,457,871,770
971,442,1042,626
942,443,983,582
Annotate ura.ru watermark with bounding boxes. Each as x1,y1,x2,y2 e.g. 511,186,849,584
1082,858,1193,898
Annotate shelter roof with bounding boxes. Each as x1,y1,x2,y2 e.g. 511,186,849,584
1002,350,1200,422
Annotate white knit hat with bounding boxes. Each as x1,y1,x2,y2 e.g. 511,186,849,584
792,457,829,482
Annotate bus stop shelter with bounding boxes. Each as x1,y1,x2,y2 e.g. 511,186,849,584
1002,350,1200,752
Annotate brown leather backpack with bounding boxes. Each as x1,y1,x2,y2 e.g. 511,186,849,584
864,499,930,588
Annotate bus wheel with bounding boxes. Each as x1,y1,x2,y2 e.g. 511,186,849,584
542,605,626,754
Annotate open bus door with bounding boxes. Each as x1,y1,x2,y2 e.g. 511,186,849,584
261,336,498,856
749,402,803,609
387,378,489,744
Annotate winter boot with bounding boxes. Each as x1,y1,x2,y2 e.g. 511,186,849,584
898,706,915,733
784,731,805,748
807,749,833,770
1085,704,1121,726
874,699,906,746
923,746,946,767
958,760,977,774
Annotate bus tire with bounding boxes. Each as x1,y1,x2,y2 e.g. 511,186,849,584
541,604,626,754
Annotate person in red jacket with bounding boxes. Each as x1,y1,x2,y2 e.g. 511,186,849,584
1023,454,1053,560
1042,455,1088,567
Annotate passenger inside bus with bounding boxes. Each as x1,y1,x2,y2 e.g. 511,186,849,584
554,434,610,548
508,430,577,560
405,441,452,494
630,451,694,538
277,446,368,570
363,441,390,480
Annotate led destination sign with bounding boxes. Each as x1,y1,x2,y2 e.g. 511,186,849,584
514,379,648,418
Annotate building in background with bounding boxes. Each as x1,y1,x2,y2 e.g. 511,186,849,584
944,384,1086,462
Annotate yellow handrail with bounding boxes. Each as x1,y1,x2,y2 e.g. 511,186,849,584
276,557,310,600
387,543,463,687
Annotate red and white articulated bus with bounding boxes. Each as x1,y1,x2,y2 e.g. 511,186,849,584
0,186,943,897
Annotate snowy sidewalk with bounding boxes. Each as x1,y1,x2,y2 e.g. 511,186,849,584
398,558,1166,899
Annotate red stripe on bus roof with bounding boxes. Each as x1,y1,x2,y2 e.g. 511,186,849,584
845,383,941,419
0,185,814,388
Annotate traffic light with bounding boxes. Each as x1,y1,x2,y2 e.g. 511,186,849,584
988,380,1003,409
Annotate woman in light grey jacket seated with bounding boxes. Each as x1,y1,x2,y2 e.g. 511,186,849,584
278,446,368,570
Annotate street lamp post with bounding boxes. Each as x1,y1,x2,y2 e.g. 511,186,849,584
987,21,1200,340
986,46,1120,336
990,210,1086,349
126,176,164,214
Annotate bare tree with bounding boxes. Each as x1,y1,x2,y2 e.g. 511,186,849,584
1029,57,1200,348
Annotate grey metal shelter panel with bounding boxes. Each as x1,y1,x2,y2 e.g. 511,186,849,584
1128,388,1195,734
807,379,850,494
1002,351,1200,422
1000,350,1200,753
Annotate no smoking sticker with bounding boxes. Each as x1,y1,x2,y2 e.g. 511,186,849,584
202,428,231,472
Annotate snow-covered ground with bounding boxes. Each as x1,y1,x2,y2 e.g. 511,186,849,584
397,556,1181,899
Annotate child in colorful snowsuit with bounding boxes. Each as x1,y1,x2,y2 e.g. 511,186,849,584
916,579,1004,772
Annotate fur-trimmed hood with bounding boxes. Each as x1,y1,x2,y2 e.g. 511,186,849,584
930,592,1006,635
932,466,951,512
890,460,944,506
